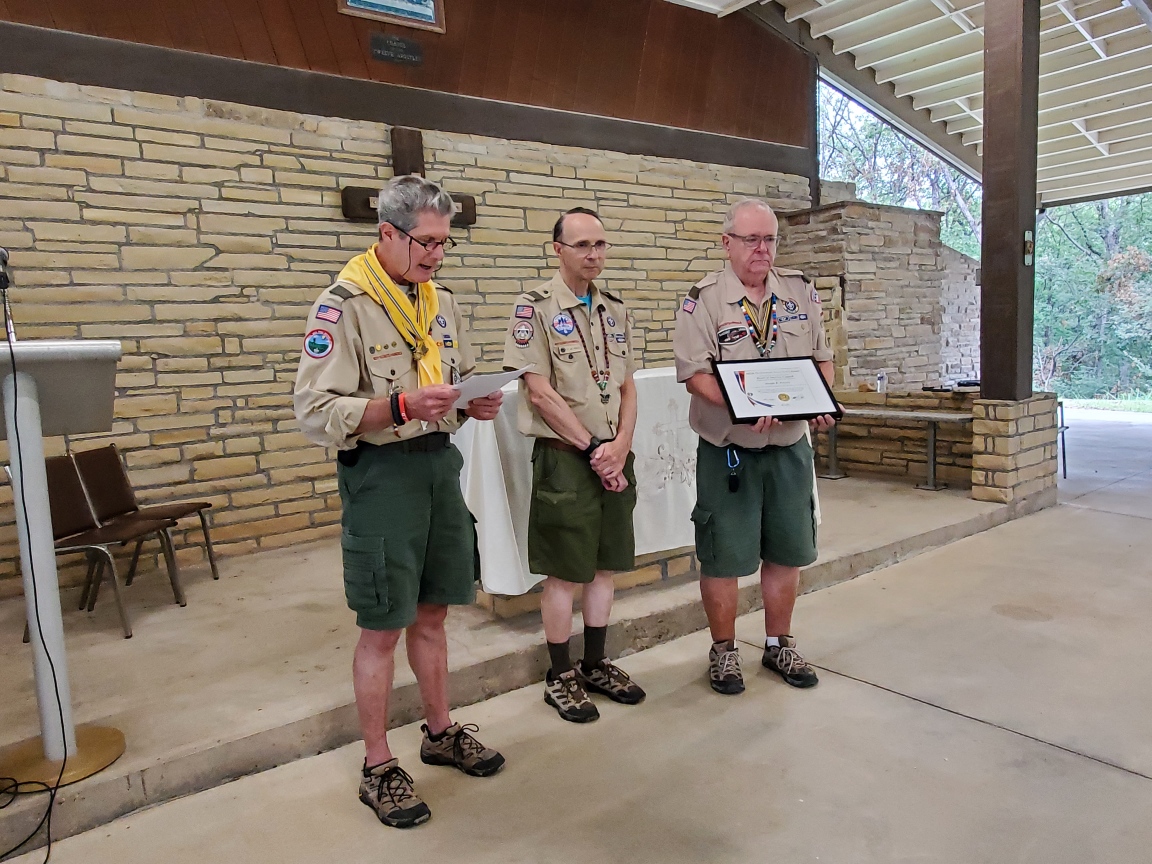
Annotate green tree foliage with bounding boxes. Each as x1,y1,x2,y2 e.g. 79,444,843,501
819,85,982,257
819,83,1152,397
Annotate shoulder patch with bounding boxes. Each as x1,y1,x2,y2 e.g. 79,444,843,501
688,285,703,301
329,285,354,300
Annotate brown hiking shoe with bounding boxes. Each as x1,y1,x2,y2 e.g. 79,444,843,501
420,723,505,777
575,659,646,705
762,635,819,688
359,759,431,828
544,668,600,723
709,641,745,695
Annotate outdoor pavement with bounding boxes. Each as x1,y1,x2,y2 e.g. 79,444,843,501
10,408,1152,864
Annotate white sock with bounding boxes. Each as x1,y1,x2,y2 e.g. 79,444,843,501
765,636,781,648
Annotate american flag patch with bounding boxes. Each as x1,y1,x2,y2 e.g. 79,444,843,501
682,298,697,314
515,304,534,319
315,304,342,324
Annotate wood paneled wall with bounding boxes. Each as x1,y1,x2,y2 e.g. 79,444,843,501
0,0,814,148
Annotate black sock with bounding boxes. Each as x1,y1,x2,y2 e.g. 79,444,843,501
547,640,572,676
582,625,608,667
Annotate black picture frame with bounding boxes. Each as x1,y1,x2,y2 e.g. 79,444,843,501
711,356,842,424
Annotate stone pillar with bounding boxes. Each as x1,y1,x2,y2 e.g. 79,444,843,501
971,394,1058,509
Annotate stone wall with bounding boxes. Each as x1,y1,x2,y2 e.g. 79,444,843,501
779,201,980,390
0,72,811,596
971,394,1059,506
939,245,980,384
816,390,977,488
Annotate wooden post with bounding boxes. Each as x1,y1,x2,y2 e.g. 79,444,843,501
979,0,1041,401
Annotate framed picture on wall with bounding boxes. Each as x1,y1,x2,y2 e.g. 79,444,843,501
338,0,446,33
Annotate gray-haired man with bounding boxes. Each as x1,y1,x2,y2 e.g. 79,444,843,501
295,175,505,829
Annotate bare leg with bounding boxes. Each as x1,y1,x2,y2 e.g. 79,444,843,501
353,627,403,767
540,576,580,644
581,571,615,628
761,562,801,637
406,603,451,736
699,576,739,643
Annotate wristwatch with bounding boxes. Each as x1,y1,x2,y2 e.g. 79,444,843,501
582,437,603,459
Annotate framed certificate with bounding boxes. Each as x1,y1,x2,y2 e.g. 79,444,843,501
712,357,842,423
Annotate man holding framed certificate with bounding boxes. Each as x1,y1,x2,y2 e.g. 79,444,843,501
672,198,837,697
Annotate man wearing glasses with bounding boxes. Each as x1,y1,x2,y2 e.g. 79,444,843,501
501,207,646,723
672,198,835,697
294,175,505,829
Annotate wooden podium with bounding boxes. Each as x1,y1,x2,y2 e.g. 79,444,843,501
0,338,127,786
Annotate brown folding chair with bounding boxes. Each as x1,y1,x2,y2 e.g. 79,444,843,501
42,455,182,639
73,444,220,582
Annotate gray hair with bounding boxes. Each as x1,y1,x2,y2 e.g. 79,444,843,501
377,175,454,232
722,198,776,234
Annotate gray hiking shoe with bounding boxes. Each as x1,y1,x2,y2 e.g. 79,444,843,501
575,659,646,705
420,723,505,777
544,668,600,723
709,641,745,695
762,635,819,688
359,759,431,828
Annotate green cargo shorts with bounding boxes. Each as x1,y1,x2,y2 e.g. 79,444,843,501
336,437,478,631
528,441,637,584
692,437,818,577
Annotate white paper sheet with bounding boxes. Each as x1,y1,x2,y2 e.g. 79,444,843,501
451,366,532,409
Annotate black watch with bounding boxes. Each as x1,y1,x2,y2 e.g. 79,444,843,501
582,437,603,459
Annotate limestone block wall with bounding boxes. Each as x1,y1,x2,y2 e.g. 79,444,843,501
815,390,977,488
940,245,980,383
971,394,1059,505
0,72,811,596
780,202,980,390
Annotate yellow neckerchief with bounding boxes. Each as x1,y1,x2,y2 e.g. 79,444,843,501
336,244,443,387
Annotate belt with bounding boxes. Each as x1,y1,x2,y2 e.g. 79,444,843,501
339,432,450,466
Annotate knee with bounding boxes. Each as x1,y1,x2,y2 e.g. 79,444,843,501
358,627,402,655
412,603,448,632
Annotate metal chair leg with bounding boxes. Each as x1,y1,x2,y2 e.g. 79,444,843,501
125,538,144,586
78,554,99,611
159,529,186,607
98,549,132,639
198,509,220,580
86,556,107,613
818,425,847,480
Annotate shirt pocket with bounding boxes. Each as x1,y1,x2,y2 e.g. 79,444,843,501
440,346,462,385
607,336,630,375
778,318,812,353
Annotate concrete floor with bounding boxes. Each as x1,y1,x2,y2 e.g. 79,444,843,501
0,476,998,783
10,409,1152,864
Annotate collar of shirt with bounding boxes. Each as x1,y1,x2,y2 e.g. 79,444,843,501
720,263,782,308
549,271,606,312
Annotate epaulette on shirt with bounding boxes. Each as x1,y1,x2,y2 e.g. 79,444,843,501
328,285,355,301
601,288,624,303
688,271,721,300
525,288,551,302
774,266,807,279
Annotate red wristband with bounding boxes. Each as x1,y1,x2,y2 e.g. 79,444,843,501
397,392,410,424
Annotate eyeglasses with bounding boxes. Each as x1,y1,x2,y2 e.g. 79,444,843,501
725,233,778,250
389,223,457,253
557,240,612,255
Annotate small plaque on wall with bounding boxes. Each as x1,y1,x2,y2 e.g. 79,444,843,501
338,0,445,34
371,32,423,66
341,186,477,229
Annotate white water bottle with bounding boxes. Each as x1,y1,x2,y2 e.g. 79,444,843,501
876,371,888,393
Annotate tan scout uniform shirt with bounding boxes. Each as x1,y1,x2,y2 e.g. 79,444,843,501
294,279,474,450
673,264,832,449
502,272,637,441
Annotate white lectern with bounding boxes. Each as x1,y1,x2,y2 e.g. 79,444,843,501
0,338,126,786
